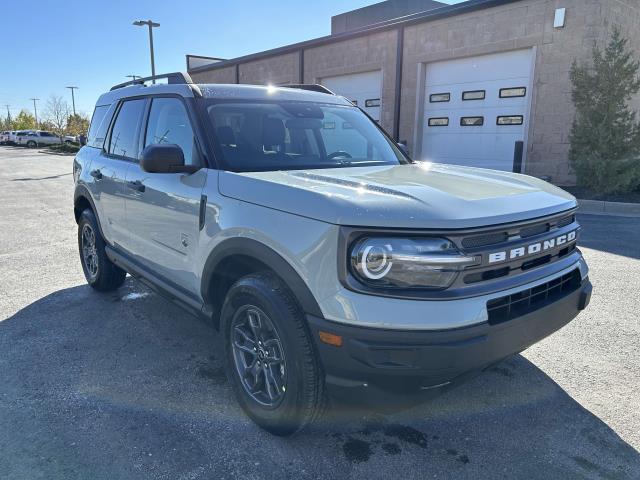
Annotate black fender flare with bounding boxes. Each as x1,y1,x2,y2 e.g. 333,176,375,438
200,237,324,318
73,184,106,239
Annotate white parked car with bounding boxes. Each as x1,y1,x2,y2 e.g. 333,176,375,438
0,131,11,144
16,130,63,148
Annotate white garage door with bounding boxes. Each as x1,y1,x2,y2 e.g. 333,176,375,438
321,70,382,121
420,49,533,172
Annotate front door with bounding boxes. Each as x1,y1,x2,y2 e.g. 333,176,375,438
123,96,207,296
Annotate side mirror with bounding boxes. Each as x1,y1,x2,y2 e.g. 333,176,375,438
397,142,410,157
140,144,198,174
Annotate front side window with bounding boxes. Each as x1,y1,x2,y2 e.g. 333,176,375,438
108,99,146,159
205,101,407,172
144,97,197,165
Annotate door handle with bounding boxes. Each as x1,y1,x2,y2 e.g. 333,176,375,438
90,169,102,180
127,180,145,192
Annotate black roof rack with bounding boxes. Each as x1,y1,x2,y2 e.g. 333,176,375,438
110,72,194,91
283,84,335,95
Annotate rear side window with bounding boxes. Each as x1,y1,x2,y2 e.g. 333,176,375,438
144,98,197,165
88,105,115,148
108,99,146,159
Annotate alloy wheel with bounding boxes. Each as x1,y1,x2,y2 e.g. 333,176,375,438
81,224,99,280
230,305,287,407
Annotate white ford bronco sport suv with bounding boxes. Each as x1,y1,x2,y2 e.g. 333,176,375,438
73,73,592,435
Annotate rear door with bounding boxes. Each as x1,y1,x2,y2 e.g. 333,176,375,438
123,96,207,295
89,98,147,247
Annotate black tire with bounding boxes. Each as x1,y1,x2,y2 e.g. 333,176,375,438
221,272,325,436
77,209,126,291
26,140,37,148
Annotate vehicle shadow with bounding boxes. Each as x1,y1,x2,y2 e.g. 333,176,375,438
0,280,638,480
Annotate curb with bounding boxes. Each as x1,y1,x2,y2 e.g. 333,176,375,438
578,199,640,217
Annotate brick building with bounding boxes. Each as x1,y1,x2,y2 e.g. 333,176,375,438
187,0,640,185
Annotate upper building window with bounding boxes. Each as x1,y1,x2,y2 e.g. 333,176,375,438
500,87,527,98
462,90,485,101
429,93,450,103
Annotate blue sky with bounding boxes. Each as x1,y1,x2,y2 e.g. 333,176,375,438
0,0,463,118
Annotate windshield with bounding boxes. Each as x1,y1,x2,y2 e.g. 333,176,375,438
204,100,409,172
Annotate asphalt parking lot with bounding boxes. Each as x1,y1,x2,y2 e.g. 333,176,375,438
0,146,638,479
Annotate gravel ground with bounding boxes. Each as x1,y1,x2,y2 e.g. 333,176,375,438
0,146,638,479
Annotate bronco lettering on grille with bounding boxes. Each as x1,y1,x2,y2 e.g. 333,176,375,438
488,230,577,264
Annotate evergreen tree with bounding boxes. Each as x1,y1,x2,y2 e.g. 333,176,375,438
569,28,640,194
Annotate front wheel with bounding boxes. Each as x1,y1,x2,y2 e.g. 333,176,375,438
26,140,37,148
77,209,126,291
221,272,325,436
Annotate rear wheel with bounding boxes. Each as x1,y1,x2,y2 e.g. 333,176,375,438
221,272,325,436
77,209,126,291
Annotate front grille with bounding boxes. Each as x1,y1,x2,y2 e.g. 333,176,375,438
461,214,575,249
520,223,549,238
462,232,508,248
486,269,581,325
556,214,575,228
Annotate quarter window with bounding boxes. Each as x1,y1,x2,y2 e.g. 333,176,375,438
462,90,486,101
460,116,484,126
429,93,450,103
108,99,146,159
500,87,527,98
88,104,115,149
145,97,197,165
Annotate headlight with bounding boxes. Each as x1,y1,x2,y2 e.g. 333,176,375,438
349,237,478,289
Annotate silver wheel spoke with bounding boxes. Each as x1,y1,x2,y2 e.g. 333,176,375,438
233,340,257,356
234,326,256,347
230,305,287,407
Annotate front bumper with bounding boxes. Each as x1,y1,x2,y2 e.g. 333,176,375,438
307,276,592,409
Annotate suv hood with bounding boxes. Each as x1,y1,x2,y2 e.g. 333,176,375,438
218,163,577,229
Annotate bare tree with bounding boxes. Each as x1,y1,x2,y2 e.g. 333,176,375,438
44,95,70,141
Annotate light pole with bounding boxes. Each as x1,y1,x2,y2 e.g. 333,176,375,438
29,98,39,128
66,86,78,116
133,20,160,83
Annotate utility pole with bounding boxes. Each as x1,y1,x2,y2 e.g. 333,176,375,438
29,98,39,128
3,105,10,127
133,20,160,83
66,86,78,116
